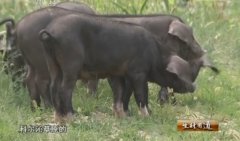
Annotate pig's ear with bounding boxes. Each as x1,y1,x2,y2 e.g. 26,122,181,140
166,55,191,82
168,20,193,44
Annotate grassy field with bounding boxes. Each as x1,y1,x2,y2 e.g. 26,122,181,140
0,0,240,140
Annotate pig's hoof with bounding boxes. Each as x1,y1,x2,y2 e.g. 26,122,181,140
113,108,127,118
168,92,176,105
139,106,150,117
170,96,177,105
159,98,169,106
31,100,38,111
125,110,131,117
54,112,61,123
158,88,169,105
113,103,126,118
114,110,127,118
54,112,74,123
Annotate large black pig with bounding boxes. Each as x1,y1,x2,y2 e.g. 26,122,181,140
39,13,198,122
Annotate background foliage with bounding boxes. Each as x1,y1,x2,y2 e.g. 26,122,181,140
0,0,240,140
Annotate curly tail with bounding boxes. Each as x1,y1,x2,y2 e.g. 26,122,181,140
39,29,53,42
0,18,16,49
39,29,57,61
0,18,15,27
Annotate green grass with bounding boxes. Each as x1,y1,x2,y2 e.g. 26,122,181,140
1,0,240,140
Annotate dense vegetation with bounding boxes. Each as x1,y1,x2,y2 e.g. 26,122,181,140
0,0,240,140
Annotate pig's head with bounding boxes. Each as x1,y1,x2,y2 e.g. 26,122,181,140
167,20,205,61
163,54,219,93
